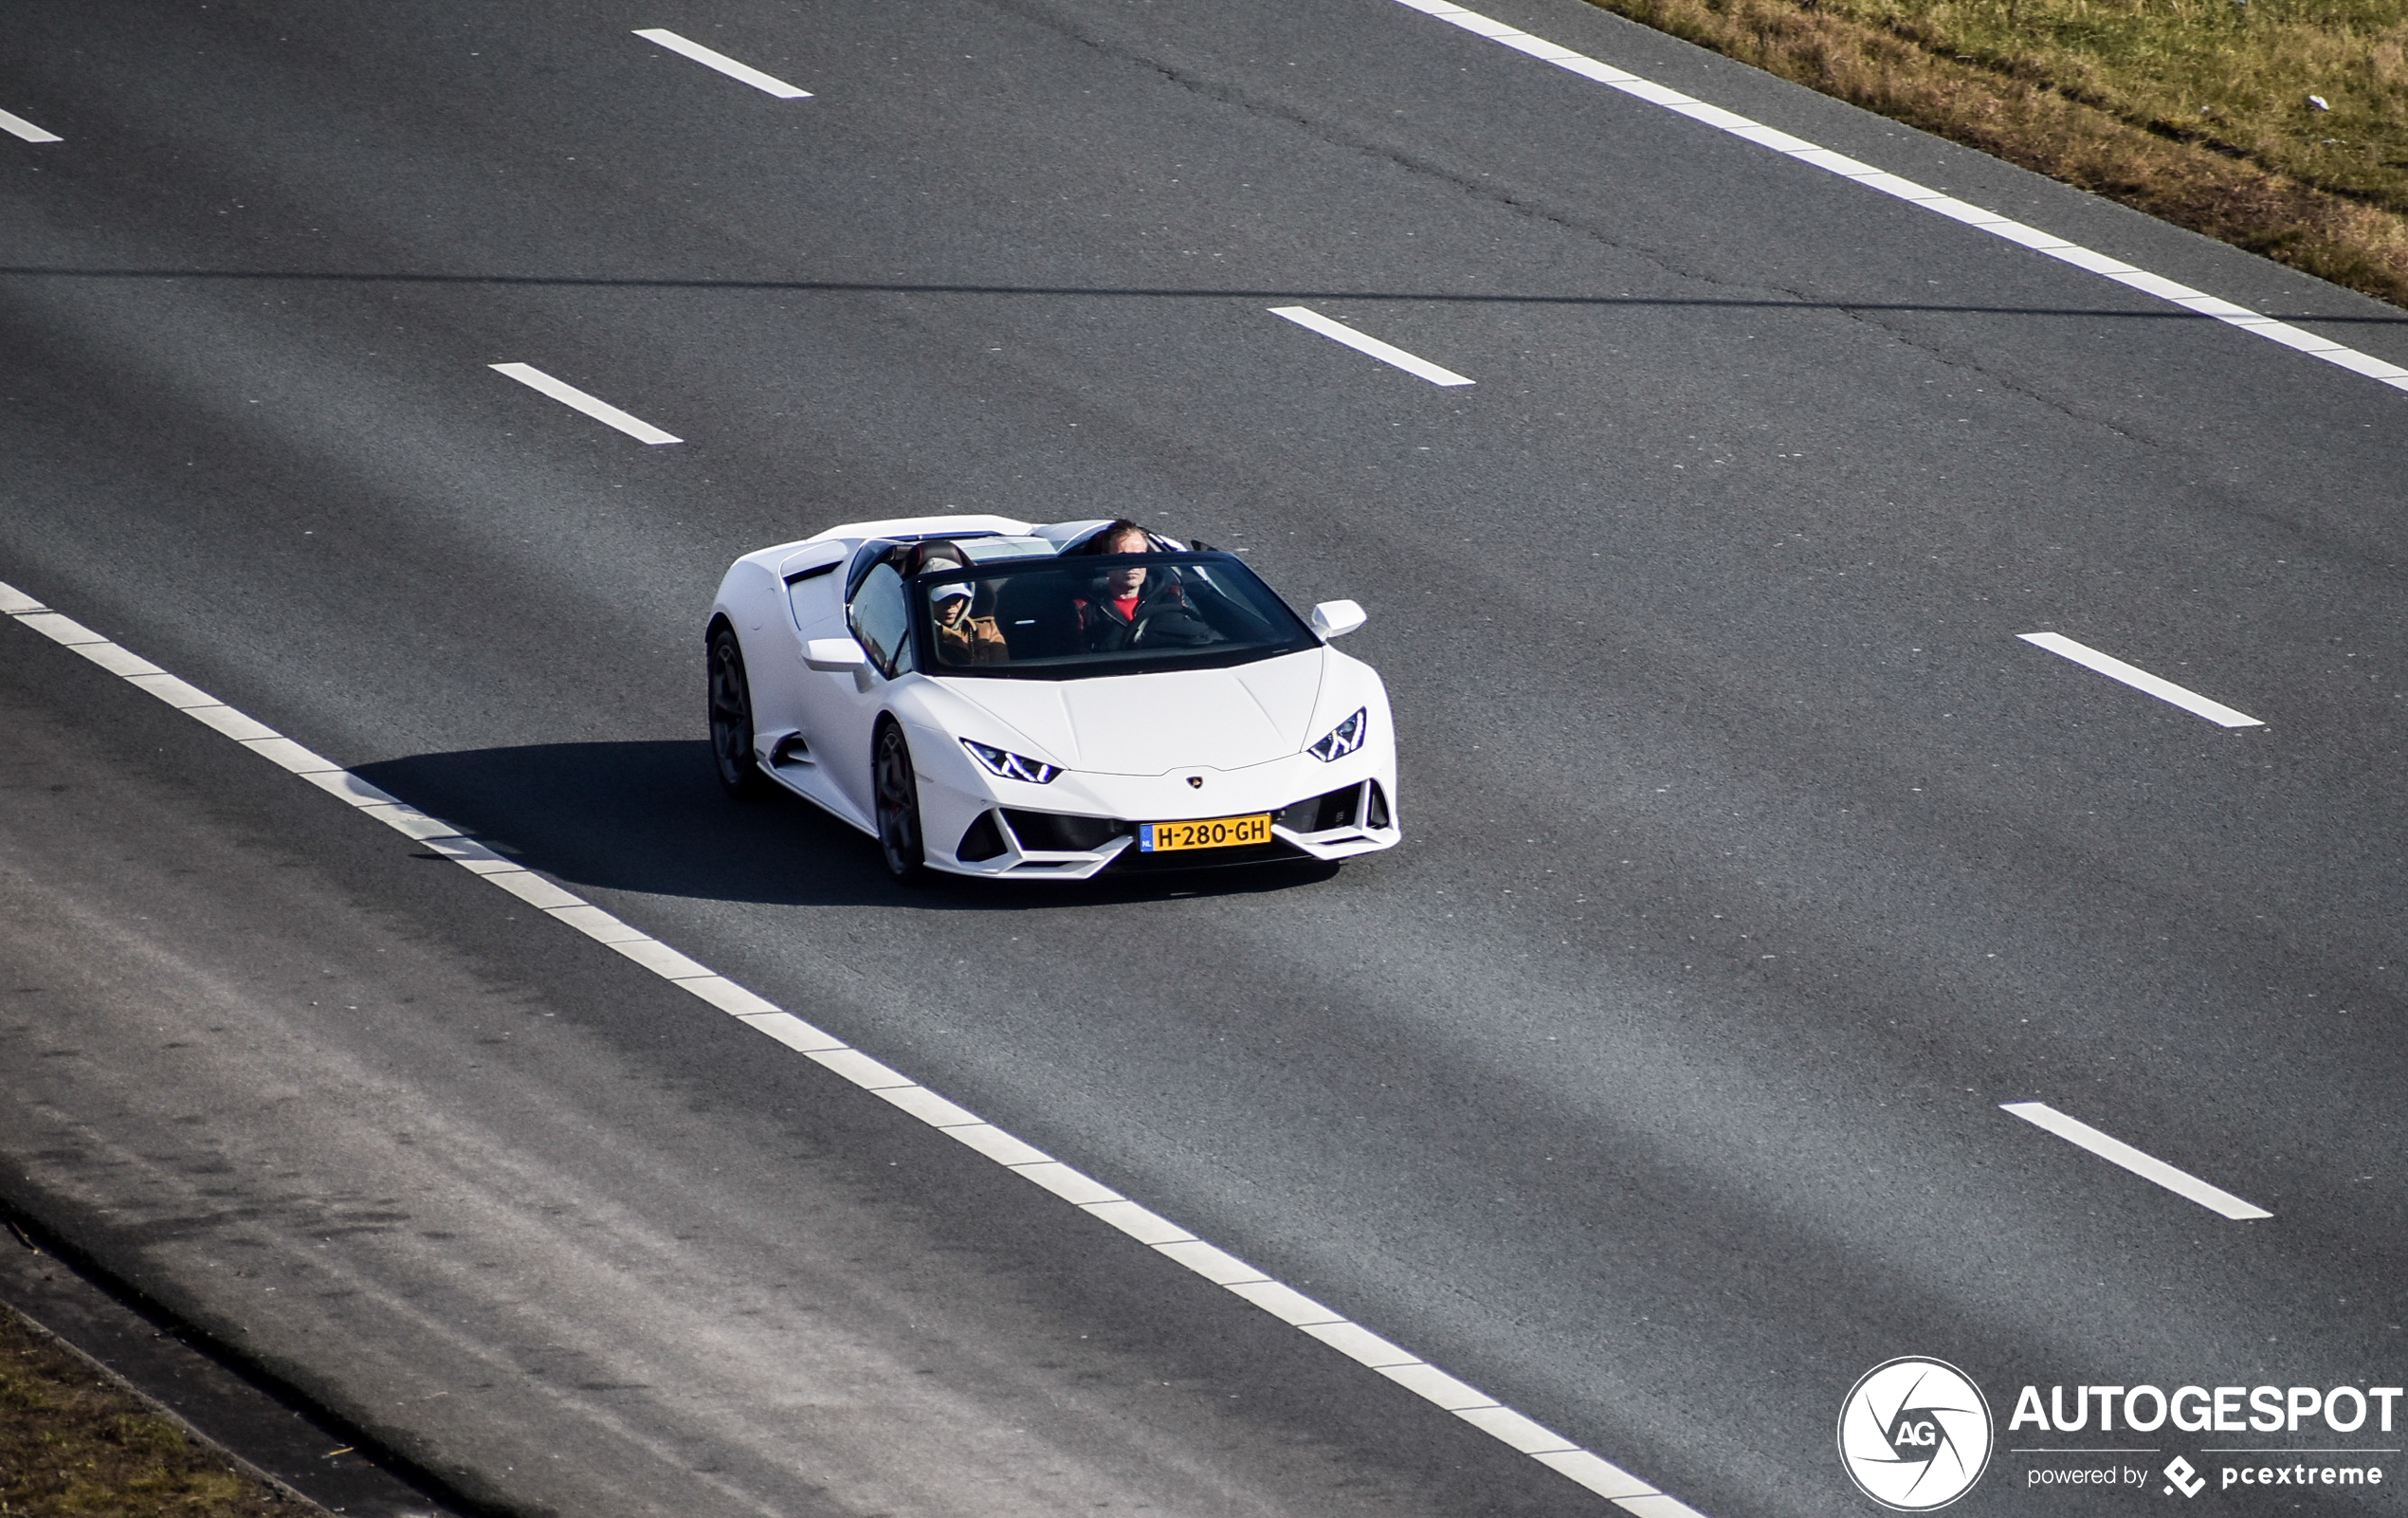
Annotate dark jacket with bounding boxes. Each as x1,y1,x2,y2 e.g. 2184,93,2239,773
1073,576,1213,653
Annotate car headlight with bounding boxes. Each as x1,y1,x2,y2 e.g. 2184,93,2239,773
962,739,1062,784
1307,707,1368,761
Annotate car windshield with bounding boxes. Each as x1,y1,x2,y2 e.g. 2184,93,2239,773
915,552,1318,678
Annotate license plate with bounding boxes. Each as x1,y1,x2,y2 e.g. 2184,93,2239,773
1139,813,1272,853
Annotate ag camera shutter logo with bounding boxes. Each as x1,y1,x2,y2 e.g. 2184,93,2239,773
1838,1357,1995,1509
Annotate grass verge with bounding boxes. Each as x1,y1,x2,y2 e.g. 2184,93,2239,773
1578,0,2408,305
1,1306,301,1518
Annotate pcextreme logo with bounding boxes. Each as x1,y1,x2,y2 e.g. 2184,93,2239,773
1838,1357,1996,1510
2162,1455,2207,1497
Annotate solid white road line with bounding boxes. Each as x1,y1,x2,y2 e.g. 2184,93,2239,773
0,576,1706,1518
1268,306,1476,387
488,362,682,445
2016,631,2263,728
2002,1102,2272,1220
634,28,812,99
1388,0,2408,398
0,108,64,144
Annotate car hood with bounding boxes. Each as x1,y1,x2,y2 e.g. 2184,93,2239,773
936,650,1326,775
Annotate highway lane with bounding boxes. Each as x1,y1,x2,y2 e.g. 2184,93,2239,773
4,0,2407,1514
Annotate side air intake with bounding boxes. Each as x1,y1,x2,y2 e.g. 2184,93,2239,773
955,811,1009,863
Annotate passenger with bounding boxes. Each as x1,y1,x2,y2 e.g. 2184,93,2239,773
931,582,1009,666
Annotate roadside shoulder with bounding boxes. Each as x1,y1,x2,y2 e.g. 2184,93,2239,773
0,1216,452,1518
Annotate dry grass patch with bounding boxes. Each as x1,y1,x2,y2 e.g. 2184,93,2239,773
0,1308,299,1518
1581,0,2408,303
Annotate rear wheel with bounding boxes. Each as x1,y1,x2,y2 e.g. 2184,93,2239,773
873,722,931,886
707,624,772,800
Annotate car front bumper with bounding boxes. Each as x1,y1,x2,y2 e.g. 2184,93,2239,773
911,742,1400,881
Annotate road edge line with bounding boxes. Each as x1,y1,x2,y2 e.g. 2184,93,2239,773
1387,0,2408,398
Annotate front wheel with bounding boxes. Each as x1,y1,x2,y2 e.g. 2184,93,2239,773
873,722,931,886
707,624,773,800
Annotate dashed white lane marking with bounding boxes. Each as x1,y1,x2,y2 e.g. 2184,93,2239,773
1388,0,2408,398
488,362,682,446
0,576,1704,1518
2002,1103,2271,1220
2016,631,2263,728
634,28,812,99
0,108,64,144
1268,306,1476,387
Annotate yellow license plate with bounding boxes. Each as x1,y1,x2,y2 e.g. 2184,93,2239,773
1139,814,1272,853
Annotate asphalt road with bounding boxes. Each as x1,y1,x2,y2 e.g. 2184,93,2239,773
5,1,2407,1515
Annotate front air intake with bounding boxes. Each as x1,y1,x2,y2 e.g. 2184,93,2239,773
1001,810,1127,852
1279,783,1362,833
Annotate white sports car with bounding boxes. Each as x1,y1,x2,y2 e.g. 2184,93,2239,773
704,514,1399,882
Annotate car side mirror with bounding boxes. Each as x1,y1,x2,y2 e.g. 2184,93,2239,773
1308,600,1367,639
804,637,870,671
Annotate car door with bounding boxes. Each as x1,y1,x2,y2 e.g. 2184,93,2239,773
738,547,858,827
799,555,917,822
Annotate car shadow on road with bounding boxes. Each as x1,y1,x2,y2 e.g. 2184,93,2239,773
352,741,1339,910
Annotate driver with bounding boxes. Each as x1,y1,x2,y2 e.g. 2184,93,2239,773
1072,520,1211,653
